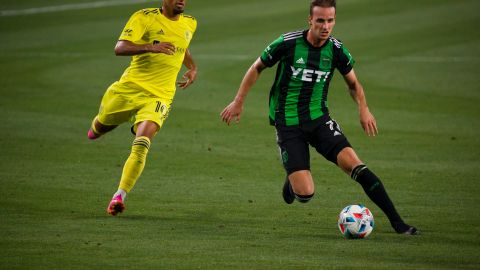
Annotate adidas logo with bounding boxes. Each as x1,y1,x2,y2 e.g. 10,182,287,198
157,29,165,35
296,57,305,64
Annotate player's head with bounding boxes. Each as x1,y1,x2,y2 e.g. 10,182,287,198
162,0,186,16
308,0,336,42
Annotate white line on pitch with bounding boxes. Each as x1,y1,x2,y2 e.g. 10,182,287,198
0,0,157,17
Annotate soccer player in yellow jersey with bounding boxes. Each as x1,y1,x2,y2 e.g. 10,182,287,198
87,0,197,216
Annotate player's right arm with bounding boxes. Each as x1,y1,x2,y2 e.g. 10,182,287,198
220,58,267,125
221,34,285,125
114,40,176,56
114,9,175,56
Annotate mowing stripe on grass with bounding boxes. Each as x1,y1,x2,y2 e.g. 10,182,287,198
388,56,480,63
0,52,255,61
0,0,157,17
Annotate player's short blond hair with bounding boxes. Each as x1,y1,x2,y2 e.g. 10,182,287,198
310,0,336,15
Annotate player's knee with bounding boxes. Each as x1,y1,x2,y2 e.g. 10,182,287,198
289,177,315,203
291,182,315,197
295,192,314,203
286,169,315,203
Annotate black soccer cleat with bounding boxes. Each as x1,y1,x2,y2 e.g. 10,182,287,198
282,176,295,204
392,222,419,235
402,226,419,235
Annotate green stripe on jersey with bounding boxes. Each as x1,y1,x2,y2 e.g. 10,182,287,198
264,31,354,126
309,42,333,120
269,61,285,122
284,38,309,126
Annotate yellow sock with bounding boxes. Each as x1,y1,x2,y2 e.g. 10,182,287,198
90,116,103,135
90,116,100,134
118,136,151,193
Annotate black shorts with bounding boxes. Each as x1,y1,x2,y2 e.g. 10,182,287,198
275,114,352,175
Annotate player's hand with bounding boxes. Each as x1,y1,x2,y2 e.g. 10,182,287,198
359,107,378,136
177,69,197,89
150,42,176,55
221,100,243,125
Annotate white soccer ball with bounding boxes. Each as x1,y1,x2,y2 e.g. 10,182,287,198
338,204,374,239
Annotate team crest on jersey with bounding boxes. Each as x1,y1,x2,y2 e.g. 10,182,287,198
321,58,331,67
185,30,192,41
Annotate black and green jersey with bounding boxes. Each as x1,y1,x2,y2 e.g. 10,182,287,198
260,30,355,126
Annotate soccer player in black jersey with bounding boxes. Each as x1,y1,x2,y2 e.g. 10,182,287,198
221,0,417,235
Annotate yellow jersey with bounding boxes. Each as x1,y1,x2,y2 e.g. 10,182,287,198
116,8,197,102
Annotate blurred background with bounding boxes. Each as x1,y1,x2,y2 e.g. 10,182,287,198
1,0,479,269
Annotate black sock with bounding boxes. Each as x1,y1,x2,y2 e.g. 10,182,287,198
351,165,403,224
294,193,314,203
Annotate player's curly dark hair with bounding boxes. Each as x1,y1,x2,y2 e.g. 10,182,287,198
310,0,336,15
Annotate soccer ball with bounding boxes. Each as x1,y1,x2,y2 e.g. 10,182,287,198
337,204,374,239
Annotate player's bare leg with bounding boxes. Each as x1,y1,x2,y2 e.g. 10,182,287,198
135,120,159,140
283,170,315,204
87,117,118,140
107,121,158,216
336,147,363,174
337,147,418,235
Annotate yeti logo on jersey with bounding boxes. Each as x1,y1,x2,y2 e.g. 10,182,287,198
290,66,330,82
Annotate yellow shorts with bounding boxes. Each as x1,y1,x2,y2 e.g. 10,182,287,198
97,82,172,132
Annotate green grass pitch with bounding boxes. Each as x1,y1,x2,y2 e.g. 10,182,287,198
1,0,479,269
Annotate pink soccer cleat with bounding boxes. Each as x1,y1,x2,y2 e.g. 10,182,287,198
87,129,100,140
107,194,125,216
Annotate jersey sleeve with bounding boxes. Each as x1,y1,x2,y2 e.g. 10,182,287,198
184,14,197,44
335,44,355,75
260,35,286,67
189,16,198,34
118,10,151,42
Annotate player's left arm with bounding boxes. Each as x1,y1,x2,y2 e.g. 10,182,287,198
177,49,197,89
343,69,378,136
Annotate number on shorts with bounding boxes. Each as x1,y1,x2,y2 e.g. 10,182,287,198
155,101,168,116
325,119,343,135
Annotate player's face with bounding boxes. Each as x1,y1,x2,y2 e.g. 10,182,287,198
163,0,186,15
308,6,336,41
